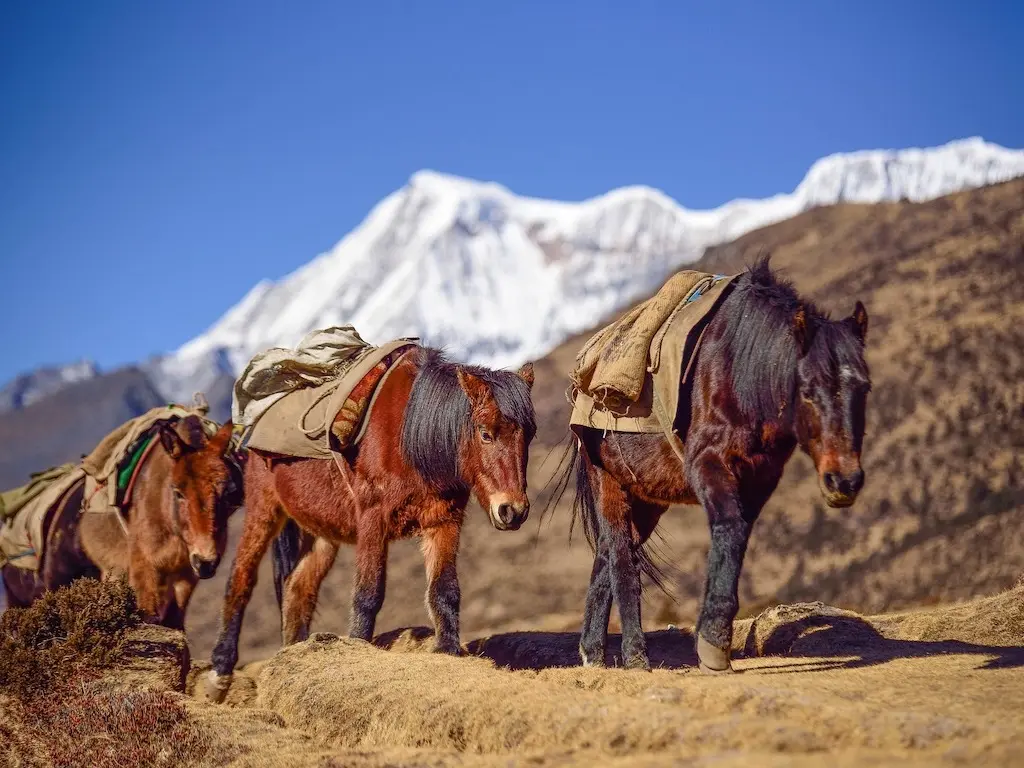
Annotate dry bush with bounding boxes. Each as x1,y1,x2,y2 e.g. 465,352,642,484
2,688,215,768
0,578,243,768
0,576,141,697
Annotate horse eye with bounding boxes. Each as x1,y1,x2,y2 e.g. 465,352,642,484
478,425,494,443
173,488,186,503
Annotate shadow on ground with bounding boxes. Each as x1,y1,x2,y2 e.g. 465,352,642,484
374,605,1024,673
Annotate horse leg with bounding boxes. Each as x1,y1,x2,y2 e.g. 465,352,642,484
128,551,168,624
206,494,284,702
421,521,462,655
593,463,650,670
163,578,197,631
1,566,39,608
579,523,613,667
349,519,388,642
281,535,339,645
691,460,752,675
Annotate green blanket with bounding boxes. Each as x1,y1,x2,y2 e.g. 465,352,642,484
116,433,156,496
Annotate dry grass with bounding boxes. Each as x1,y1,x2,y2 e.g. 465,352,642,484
3,576,1023,766
179,584,1024,766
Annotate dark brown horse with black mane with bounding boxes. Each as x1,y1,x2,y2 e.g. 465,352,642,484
2,416,245,628
550,257,871,674
205,347,536,702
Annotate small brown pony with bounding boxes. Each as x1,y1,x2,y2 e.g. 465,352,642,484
550,257,871,674
1,416,244,629
206,347,536,700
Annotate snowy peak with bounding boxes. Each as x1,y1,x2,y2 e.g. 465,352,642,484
0,360,99,412
795,137,1024,206
8,137,1023,415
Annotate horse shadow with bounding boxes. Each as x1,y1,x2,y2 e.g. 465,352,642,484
373,613,1024,673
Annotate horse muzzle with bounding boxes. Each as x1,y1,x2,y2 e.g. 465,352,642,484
190,552,220,579
489,499,530,531
819,468,865,508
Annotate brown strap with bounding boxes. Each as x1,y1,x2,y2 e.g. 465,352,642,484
331,451,363,518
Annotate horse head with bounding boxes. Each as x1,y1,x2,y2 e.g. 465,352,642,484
456,361,536,531
792,301,871,508
159,416,243,578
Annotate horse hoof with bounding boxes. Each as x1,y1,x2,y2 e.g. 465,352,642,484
200,670,233,704
434,641,463,656
696,634,733,675
624,655,652,672
579,646,606,668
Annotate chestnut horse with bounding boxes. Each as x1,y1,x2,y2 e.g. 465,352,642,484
206,347,536,700
551,257,871,673
1,416,244,629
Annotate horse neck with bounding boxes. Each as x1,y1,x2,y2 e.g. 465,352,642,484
401,356,471,496
711,290,801,435
129,446,177,533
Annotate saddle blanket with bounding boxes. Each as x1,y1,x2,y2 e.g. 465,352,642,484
237,326,420,459
569,271,739,435
0,465,85,571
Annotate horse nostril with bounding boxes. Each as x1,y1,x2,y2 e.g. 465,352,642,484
823,472,840,493
497,503,514,525
191,553,217,579
847,469,865,495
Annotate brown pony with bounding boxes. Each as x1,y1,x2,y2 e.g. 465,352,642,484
1,416,244,629
205,347,536,700
550,257,871,674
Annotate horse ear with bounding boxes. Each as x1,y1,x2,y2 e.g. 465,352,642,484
847,301,868,342
517,362,535,390
159,424,185,459
792,306,815,355
209,421,233,455
456,368,491,411
175,415,207,450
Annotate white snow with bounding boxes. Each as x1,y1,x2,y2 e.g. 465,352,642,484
132,136,1024,404
0,360,100,411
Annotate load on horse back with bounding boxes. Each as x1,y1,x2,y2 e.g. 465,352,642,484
551,255,871,674
204,326,536,703
0,396,245,629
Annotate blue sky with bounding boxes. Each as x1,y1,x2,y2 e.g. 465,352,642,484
1,1,1021,383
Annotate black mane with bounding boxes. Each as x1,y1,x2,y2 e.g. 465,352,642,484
400,347,536,494
716,255,865,421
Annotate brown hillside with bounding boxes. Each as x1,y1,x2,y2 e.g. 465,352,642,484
181,179,1024,668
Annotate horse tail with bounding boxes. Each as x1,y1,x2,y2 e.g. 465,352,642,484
544,432,670,594
271,519,302,611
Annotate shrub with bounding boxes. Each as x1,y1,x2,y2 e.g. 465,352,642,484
0,576,141,698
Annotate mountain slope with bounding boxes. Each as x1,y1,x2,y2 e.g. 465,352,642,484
148,137,1024,412
0,367,166,488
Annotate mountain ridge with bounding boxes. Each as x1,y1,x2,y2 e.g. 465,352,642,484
5,137,1024,417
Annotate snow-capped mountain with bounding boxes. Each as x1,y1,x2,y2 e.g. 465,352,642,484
147,137,1024,407
0,360,99,413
